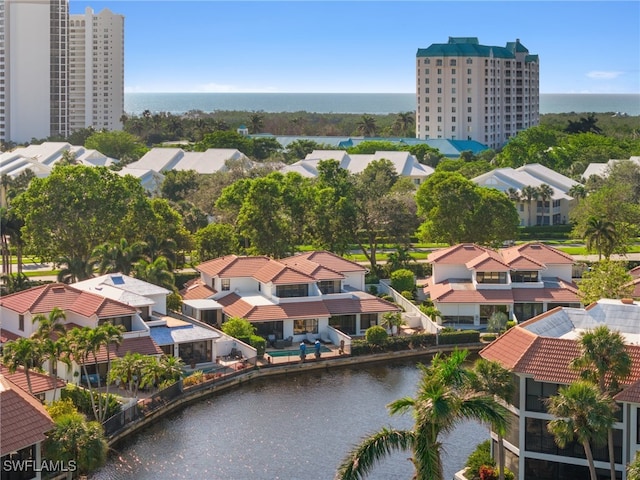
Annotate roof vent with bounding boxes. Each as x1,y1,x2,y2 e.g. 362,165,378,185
621,298,635,305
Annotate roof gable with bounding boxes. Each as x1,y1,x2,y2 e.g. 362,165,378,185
428,244,491,264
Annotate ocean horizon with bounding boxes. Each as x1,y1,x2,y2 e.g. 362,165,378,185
124,92,640,116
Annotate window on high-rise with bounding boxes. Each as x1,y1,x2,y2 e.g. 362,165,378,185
450,59,456,66
436,59,442,66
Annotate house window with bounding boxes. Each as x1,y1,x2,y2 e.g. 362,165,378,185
293,318,318,335
221,278,230,291
99,316,132,332
525,378,559,413
476,272,507,284
318,280,340,294
276,284,309,298
360,314,377,330
329,315,356,335
511,271,538,283
18,314,24,331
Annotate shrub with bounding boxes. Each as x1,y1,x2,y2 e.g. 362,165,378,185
481,333,498,342
380,294,394,302
390,269,415,292
439,330,480,344
365,326,388,346
465,440,495,479
250,335,266,357
368,285,378,295
487,311,508,333
221,317,256,338
401,290,414,301
166,291,183,312
479,465,498,480
61,384,120,420
505,320,516,330
183,370,204,387
419,304,441,319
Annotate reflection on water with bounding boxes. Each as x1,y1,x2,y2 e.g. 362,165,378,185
93,359,488,480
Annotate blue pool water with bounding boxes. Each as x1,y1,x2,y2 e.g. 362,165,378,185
268,346,330,357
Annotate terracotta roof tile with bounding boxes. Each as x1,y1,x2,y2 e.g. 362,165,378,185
87,336,163,363
324,297,400,315
0,328,20,343
0,375,54,456
500,243,574,265
0,283,136,318
428,244,491,264
279,257,345,280
504,253,546,270
480,327,538,369
0,365,65,395
466,252,511,272
425,281,514,303
512,285,580,303
180,278,216,300
615,379,640,403
253,261,315,285
196,255,271,278
289,251,366,273
630,266,640,279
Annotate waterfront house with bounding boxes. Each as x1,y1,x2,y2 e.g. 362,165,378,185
179,251,399,343
423,243,580,328
472,163,581,226
480,298,640,480
0,283,163,383
0,365,66,404
0,375,54,480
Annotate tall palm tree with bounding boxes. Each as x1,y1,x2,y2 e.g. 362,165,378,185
357,115,378,137
142,234,177,270
570,326,631,480
537,184,554,225
520,185,538,227
546,381,616,480
1,337,41,395
584,216,617,260
472,359,515,480
0,272,32,295
569,184,587,202
337,349,507,480
31,307,69,400
248,113,264,134
505,187,521,203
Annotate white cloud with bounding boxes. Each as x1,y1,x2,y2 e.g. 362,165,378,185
586,71,624,80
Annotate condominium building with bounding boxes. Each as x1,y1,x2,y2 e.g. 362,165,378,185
68,7,124,133
0,0,123,144
416,37,539,150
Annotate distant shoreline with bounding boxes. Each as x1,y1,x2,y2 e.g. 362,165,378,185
124,92,640,116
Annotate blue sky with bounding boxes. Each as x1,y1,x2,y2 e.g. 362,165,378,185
69,1,640,94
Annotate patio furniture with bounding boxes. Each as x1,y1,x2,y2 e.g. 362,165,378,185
274,336,293,349
319,332,332,344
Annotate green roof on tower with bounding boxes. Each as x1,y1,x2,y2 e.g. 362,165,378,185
417,37,537,62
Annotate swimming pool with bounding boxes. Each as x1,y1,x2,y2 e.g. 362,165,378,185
268,346,331,357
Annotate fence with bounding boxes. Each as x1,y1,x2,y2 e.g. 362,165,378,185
102,379,183,436
378,279,441,334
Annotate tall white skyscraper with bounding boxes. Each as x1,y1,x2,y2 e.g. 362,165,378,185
416,37,539,150
69,7,124,133
0,0,123,144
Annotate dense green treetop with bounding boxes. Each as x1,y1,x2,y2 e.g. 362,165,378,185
84,130,148,164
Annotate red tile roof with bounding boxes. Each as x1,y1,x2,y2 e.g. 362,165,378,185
0,365,65,395
465,252,511,272
85,336,163,363
512,284,580,303
279,257,345,280
629,266,640,279
253,261,316,285
481,326,640,387
324,297,400,315
196,255,272,278
425,280,514,303
0,375,54,456
629,277,640,298
289,251,366,273
428,244,491,264
500,243,574,265
504,253,546,270
0,283,136,318
180,278,216,300
0,328,20,343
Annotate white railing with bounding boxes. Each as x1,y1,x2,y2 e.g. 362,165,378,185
378,280,441,334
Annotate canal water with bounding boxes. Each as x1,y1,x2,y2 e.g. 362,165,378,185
92,359,488,480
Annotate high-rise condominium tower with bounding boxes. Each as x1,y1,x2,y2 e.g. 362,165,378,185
0,0,123,144
416,37,539,150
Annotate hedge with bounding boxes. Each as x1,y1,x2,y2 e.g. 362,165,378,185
61,384,121,420
350,329,480,356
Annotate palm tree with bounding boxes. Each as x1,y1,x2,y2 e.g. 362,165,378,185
108,351,145,397
248,112,264,134
0,272,32,295
134,256,175,290
520,185,538,227
570,325,631,480
357,115,378,137
337,349,507,480
537,183,554,225
569,184,587,202
584,216,617,260
32,307,69,400
546,381,616,480
56,255,95,283
1,337,41,395
159,354,185,384
505,187,521,203
92,238,145,275
472,359,515,480
142,234,177,269
394,112,415,137
380,312,405,337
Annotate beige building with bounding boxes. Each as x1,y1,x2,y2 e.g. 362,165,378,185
416,37,539,150
68,7,124,133
0,1,123,144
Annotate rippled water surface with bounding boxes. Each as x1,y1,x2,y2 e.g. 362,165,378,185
93,360,488,480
